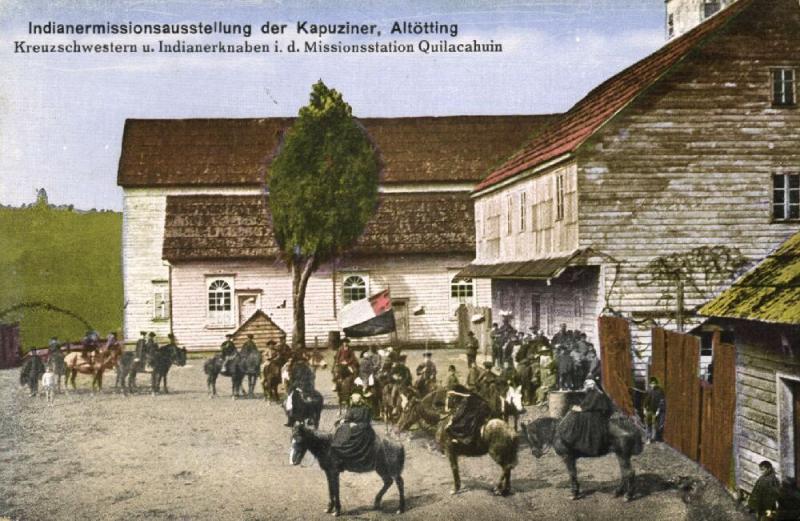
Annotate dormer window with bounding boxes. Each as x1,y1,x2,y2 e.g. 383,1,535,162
702,1,721,19
772,68,796,107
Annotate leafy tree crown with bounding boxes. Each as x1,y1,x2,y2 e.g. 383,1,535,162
268,81,380,264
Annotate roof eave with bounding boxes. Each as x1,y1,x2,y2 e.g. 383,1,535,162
472,153,574,199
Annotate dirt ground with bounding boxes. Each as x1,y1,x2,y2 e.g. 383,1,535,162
0,349,753,521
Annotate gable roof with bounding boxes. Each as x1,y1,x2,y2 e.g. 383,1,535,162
699,230,800,325
473,0,755,194
118,115,557,188
162,192,475,262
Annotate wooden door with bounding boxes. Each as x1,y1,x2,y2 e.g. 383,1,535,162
392,300,409,343
531,295,541,331
794,383,800,481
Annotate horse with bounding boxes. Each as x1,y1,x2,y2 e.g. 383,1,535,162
398,392,519,496
19,355,46,396
204,354,224,397
284,389,324,428
149,343,187,394
261,356,285,402
64,342,122,392
489,385,525,431
237,348,262,398
115,351,145,395
290,423,406,516
522,415,644,500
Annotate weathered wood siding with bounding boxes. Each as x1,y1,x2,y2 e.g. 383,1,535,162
474,161,579,264
733,324,800,492
121,187,261,345
491,267,600,344
666,0,739,39
577,0,800,356
169,254,489,351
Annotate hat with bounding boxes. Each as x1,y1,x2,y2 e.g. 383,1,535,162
247,333,254,338
483,361,493,369
140,331,147,335
423,351,432,358
148,332,156,337
168,333,175,339
350,392,363,404
341,337,350,344
267,339,276,345
225,334,233,338
583,379,597,390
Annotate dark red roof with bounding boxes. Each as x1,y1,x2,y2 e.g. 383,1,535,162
474,0,755,193
118,115,556,188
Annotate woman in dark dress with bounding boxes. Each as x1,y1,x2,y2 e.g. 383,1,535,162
557,379,613,456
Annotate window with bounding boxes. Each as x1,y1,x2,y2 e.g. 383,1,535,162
772,68,796,106
343,275,367,305
152,281,169,321
506,194,513,235
450,277,474,305
702,1,721,19
519,192,527,231
207,278,233,327
667,13,674,38
773,173,800,221
555,174,565,221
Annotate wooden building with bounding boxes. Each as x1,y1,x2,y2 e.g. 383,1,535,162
117,116,556,350
699,230,800,492
666,0,739,39
464,0,800,362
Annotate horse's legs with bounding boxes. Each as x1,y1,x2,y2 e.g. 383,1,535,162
395,475,405,514
374,475,393,510
448,447,462,494
151,370,158,394
162,372,169,394
324,471,336,514
329,471,342,516
615,452,635,500
564,455,580,499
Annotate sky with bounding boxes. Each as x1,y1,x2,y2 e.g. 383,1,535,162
0,0,666,211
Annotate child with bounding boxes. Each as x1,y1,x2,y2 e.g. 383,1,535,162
41,367,56,405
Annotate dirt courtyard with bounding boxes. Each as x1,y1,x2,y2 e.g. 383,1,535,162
1,349,752,521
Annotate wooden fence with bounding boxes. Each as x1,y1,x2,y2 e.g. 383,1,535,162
598,316,635,415
0,322,21,369
651,327,736,486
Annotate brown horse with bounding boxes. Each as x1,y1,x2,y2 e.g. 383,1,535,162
398,395,519,496
334,364,357,416
64,343,122,392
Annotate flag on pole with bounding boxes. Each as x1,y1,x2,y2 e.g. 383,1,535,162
340,289,396,338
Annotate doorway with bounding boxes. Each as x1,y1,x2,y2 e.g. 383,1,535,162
392,300,409,344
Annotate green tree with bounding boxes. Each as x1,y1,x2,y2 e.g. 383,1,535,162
268,81,380,348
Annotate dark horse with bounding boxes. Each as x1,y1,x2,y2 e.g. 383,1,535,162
290,424,406,516
522,415,644,500
148,344,187,394
20,355,46,396
398,394,519,496
115,351,145,395
237,348,262,398
261,355,286,402
284,389,323,428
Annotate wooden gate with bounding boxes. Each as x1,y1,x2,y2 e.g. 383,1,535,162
598,316,634,415
0,322,21,369
651,327,736,486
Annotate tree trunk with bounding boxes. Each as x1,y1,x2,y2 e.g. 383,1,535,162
291,255,317,349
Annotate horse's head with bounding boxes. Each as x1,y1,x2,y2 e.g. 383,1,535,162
505,385,525,415
290,424,308,465
523,417,557,459
396,397,419,431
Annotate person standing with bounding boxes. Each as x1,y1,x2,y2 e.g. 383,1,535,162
464,331,479,368
27,353,45,397
490,323,501,367
41,366,56,405
643,376,666,443
242,333,257,353
747,461,780,521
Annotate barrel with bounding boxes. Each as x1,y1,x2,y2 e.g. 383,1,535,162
328,331,341,351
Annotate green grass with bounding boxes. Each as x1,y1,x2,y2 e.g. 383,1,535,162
0,205,122,351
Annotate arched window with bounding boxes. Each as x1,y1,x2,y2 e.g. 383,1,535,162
208,279,233,326
450,277,474,304
343,275,367,305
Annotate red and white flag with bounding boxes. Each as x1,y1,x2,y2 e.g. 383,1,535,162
340,289,396,338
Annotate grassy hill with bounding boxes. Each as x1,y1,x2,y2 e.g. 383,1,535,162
0,205,122,350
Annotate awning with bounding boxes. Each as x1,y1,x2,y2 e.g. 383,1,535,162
456,250,589,280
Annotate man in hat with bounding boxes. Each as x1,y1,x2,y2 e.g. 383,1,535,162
643,376,666,443
134,331,148,368
415,351,437,394
536,347,556,405
391,354,413,388
48,336,60,356
333,337,359,393
81,330,99,359
463,331,479,368
242,333,258,353
144,332,159,370
490,323,502,367
748,460,780,520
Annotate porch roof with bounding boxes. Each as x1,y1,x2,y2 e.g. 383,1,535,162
456,249,590,280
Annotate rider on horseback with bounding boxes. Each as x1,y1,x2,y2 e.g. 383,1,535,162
220,334,236,376
333,337,358,393
445,388,494,446
414,351,437,393
331,393,377,465
557,379,613,456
